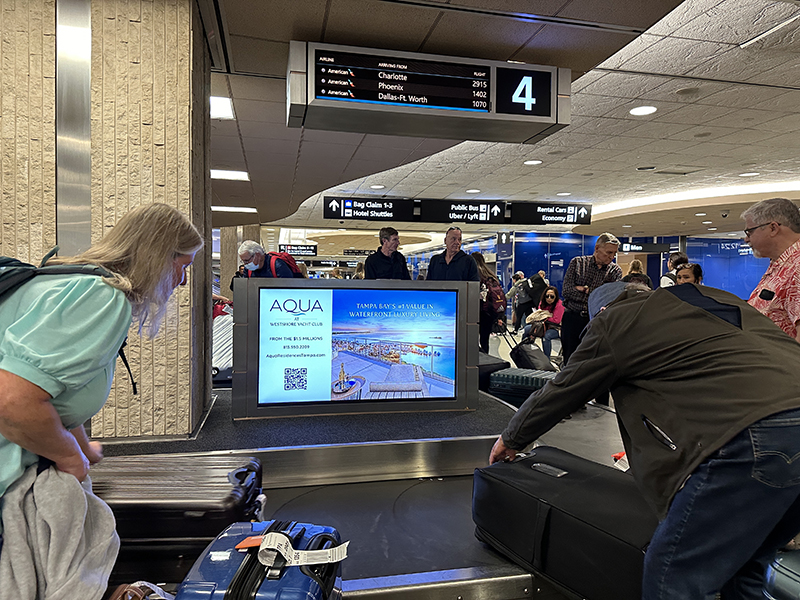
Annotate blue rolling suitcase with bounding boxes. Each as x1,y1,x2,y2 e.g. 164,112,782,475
176,520,344,600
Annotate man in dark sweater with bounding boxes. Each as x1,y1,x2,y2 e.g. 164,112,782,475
427,227,480,282
490,281,800,599
364,226,411,280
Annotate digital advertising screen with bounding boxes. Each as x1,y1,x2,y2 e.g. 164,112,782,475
257,288,458,406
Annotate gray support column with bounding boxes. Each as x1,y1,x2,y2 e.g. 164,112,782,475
55,0,92,256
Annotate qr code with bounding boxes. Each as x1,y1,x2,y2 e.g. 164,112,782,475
284,367,307,391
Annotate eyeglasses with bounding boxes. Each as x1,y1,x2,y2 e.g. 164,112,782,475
744,222,774,237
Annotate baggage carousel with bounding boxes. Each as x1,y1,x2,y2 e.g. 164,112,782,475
174,404,624,600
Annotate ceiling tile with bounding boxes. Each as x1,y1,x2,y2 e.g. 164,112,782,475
229,37,289,77
223,0,327,41
617,37,732,76
233,99,287,124
670,0,800,43
324,0,441,51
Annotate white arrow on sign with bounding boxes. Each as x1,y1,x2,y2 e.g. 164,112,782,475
578,207,588,217
491,205,501,216
329,199,340,212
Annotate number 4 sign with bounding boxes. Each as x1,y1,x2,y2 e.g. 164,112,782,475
512,76,536,111
495,67,553,118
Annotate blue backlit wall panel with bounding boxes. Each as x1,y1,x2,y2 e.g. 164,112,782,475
686,238,768,299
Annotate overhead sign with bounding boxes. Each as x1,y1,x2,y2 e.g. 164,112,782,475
420,199,505,224
288,42,570,145
279,244,317,256
496,232,513,259
620,243,671,253
343,249,373,256
495,68,552,117
315,49,491,113
325,196,593,226
509,202,592,225
323,196,415,221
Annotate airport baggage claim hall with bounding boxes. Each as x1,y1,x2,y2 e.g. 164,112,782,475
2,0,800,598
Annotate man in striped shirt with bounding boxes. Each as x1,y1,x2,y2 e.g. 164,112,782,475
561,233,623,367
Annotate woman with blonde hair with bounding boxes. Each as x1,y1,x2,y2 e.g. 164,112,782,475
621,258,653,289
0,204,202,588
353,262,365,279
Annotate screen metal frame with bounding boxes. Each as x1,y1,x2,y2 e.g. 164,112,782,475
231,278,480,419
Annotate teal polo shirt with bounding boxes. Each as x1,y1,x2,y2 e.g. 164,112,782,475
0,274,132,529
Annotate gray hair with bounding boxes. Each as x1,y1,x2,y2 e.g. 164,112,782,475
741,198,800,233
238,240,265,257
595,232,620,248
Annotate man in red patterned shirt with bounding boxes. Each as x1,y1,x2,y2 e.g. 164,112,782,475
743,197,800,341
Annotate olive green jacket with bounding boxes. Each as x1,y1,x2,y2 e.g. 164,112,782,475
502,284,800,519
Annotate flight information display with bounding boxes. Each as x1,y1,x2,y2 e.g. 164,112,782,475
314,49,491,113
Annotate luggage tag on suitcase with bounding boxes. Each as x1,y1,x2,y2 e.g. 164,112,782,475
257,532,349,567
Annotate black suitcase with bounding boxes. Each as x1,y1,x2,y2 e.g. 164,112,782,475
488,367,558,407
765,550,800,599
91,455,264,584
478,352,511,391
509,338,557,371
473,446,659,600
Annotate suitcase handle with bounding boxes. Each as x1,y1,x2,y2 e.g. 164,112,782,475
300,533,342,600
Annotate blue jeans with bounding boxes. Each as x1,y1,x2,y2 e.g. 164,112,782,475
643,406,800,600
541,328,559,358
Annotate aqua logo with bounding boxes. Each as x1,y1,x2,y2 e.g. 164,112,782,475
270,298,324,314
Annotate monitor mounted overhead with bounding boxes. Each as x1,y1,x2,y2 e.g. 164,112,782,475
287,41,571,145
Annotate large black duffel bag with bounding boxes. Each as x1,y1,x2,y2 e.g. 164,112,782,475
509,338,556,371
473,446,659,600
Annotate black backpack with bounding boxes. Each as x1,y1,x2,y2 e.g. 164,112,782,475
0,247,137,394
521,274,547,307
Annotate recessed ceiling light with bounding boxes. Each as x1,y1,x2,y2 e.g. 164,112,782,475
523,160,543,166
210,96,235,120
349,246,355,249
727,233,737,236
702,221,713,224
466,189,481,194
370,184,385,189
739,172,760,177
210,206,257,213
210,169,249,181
637,166,656,171
629,106,657,116
556,192,571,196
707,227,717,231
695,212,706,216
622,224,632,228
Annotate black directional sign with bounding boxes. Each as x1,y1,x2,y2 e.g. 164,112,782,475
419,199,505,224
621,242,671,253
509,202,592,225
279,244,317,256
324,196,415,221
343,249,373,256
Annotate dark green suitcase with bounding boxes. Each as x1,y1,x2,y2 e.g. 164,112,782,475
488,367,558,407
